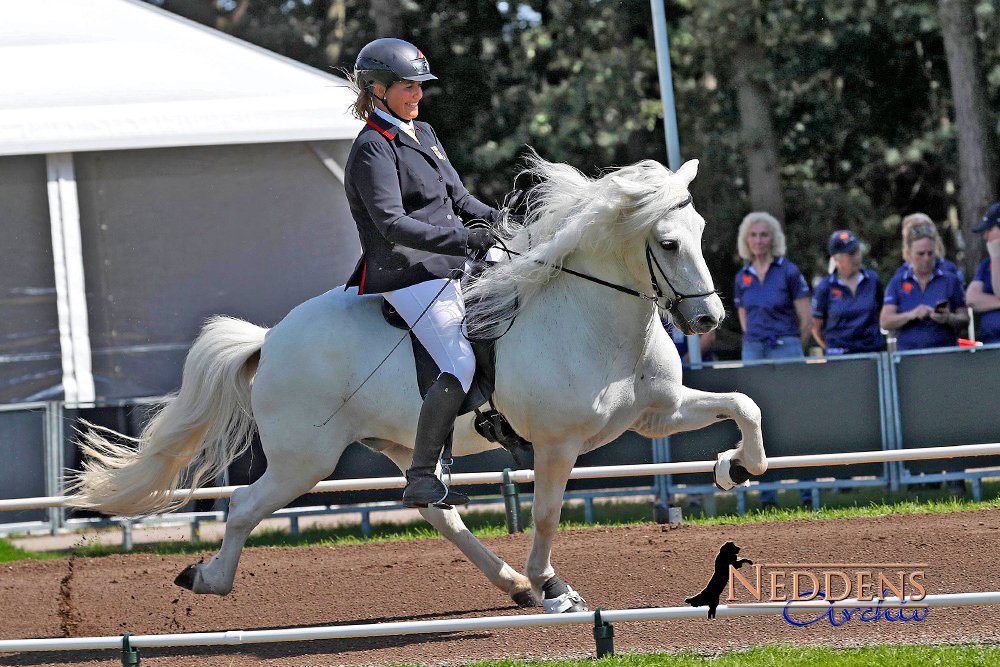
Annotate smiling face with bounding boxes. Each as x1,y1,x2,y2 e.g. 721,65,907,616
746,221,774,259
375,80,423,120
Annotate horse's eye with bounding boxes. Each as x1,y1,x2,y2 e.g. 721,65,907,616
660,239,679,252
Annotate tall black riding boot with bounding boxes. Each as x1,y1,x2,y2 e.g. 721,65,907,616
402,373,471,509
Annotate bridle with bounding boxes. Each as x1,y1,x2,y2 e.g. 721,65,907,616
500,194,719,314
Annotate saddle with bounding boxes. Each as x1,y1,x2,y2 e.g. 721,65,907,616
380,276,532,468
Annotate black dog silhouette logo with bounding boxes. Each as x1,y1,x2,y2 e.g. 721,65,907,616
685,541,753,619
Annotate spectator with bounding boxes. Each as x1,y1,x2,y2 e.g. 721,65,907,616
881,225,968,351
733,211,812,509
811,230,885,355
895,213,966,286
966,202,1000,345
734,212,813,360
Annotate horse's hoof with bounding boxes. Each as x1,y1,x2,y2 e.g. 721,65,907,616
729,462,752,485
714,451,753,491
512,589,539,608
174,564,198,590
541,576,588,613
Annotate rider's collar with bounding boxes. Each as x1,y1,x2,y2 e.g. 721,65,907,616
373,107,416,137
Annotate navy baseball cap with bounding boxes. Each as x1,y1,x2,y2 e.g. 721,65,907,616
828,230,860,255
973,202,1000,233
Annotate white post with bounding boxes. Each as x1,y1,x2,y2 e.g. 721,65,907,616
46,153,95,404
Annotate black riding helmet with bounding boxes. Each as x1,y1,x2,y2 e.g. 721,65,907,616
355,37,437,89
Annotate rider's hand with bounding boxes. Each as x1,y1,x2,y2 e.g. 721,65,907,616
467,228,496,262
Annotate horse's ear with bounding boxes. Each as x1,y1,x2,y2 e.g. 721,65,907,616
674,159,699,187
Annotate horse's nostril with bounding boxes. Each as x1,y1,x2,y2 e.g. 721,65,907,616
695,315,717,330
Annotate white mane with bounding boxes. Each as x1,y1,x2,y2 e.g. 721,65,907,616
464,154,690,333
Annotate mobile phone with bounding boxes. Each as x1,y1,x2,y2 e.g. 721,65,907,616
934,300,949,313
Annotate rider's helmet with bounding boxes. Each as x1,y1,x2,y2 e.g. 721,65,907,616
354,38,437,93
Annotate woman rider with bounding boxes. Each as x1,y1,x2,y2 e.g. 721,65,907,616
343,38,501,509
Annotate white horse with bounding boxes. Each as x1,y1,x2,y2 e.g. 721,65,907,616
69,156,766,614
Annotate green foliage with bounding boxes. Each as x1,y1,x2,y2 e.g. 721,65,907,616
145,0,1000,350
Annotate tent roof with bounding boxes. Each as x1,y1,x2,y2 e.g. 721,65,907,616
0,0,363,156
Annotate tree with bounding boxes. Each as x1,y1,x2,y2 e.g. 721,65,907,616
938,0,1000,272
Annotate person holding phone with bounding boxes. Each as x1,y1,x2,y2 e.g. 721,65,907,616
881,225,968,350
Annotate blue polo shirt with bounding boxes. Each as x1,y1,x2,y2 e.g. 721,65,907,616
972,257,1000,344
893,258,965,288
884,265,966,351
811,268,885,354
734,257,811,341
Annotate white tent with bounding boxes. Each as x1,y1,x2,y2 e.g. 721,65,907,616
0,0,364,404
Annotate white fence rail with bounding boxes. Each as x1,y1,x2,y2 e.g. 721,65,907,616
0,591,997,652
3,442,1000,512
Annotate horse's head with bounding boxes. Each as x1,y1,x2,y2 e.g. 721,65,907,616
612,159,724,335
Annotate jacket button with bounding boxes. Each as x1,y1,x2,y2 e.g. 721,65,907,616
438,176,444,182
447,215,453,220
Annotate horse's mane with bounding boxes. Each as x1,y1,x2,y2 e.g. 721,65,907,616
464,154,688,334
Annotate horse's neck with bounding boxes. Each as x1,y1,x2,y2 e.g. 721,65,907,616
534,249,657,350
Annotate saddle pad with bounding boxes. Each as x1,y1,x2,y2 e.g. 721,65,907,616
381,298,494,416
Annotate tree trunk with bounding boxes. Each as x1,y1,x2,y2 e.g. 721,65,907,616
369,0,402,39
938,0,1000,273
733,39,786,223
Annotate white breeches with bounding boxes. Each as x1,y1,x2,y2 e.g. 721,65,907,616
383,252,502,393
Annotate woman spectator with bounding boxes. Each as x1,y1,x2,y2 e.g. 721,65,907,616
895,213,965,287
733,211,812,509
811,230,885,355
966,203,1000,345
881,225,968,351
734,212,812,360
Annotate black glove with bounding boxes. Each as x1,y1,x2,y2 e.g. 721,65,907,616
466,228,497,262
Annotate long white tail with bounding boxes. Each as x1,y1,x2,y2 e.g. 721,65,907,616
68,316,269,517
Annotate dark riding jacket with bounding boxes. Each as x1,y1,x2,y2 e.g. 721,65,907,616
344,113,501,294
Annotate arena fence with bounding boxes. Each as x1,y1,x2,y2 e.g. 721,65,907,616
3,442,1000,535
0,591,998,665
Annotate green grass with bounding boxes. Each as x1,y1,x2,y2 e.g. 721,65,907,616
2,479,998,563
464,644,1000,666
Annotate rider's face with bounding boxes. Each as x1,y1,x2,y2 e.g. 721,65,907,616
377,81,422,120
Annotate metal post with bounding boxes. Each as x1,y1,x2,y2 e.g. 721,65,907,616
190,517,200,543
592,608,615,658
501,468,522,533
44,401,65,534
360,510,372,537
289,515,299,536
584,497,595,524
650,0,700,362
736,489,747,516
811,487,821,511
972,477,983,502
121,633,140,666
122,521,133,552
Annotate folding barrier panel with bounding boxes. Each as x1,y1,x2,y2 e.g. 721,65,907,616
891,344,1000,476
664,354,886,489
0,407,48,525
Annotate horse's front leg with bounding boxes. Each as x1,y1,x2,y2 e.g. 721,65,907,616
526,442,588,613
640,386,766,490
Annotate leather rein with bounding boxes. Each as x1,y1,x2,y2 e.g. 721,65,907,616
498,195,719,313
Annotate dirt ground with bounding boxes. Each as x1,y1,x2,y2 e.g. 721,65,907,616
2,508,999,666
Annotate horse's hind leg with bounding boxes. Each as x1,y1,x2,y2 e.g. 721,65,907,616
176,427,345,595
378,442,537,607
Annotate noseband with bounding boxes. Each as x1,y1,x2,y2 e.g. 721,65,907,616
644,242,719,313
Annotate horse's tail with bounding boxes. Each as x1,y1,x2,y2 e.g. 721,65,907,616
68,316,268,517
